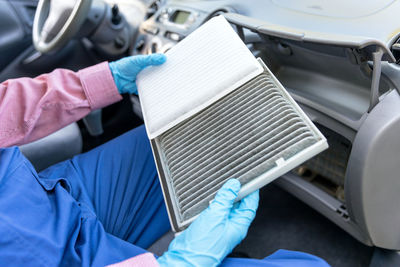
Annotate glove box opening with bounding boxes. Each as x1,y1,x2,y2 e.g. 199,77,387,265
271,107,373,245
292,123,351,203
225,11,400,251
274,123,371,244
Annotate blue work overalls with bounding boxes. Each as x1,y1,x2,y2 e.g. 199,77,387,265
0,125,329,266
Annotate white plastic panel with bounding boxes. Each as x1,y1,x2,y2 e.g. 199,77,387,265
137,15,263,139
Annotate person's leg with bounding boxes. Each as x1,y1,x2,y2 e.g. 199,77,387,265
39,125,170,249
0,146,150,266
219,250,330,267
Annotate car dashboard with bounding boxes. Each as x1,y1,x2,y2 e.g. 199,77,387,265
130,0,400,251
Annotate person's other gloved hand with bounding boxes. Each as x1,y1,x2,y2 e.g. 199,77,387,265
157,179,259,267
109,53,166,95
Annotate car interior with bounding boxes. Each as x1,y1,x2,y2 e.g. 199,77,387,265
2,0,400,266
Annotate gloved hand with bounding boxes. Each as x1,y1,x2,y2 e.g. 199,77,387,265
109,53,166,95
157,179,259,267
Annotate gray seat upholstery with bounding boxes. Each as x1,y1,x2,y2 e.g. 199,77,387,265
19,123,83,172
147,230,174,256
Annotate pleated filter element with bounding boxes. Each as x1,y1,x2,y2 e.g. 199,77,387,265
151,59,327,231
137,16,328,231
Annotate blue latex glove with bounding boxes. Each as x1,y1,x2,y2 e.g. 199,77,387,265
157,179,259,267
109,54,166,95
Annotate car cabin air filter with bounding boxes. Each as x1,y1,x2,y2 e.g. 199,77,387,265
137,16,328,232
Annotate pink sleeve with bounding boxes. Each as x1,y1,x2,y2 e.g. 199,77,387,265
106,253,159,267
0,62,122,147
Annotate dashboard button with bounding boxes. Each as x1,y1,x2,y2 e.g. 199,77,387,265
169,32,180,41
165,31,183,41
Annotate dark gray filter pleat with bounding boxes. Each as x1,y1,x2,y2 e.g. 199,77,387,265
155,71,322,225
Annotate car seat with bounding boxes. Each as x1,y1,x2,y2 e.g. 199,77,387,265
19,122,82,172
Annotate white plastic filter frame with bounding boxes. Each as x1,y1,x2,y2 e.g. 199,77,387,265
151,58,328,232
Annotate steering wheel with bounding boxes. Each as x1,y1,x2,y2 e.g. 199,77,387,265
33,0,92,53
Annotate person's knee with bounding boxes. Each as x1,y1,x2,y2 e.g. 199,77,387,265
121,125,148,147
116,125,155,170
